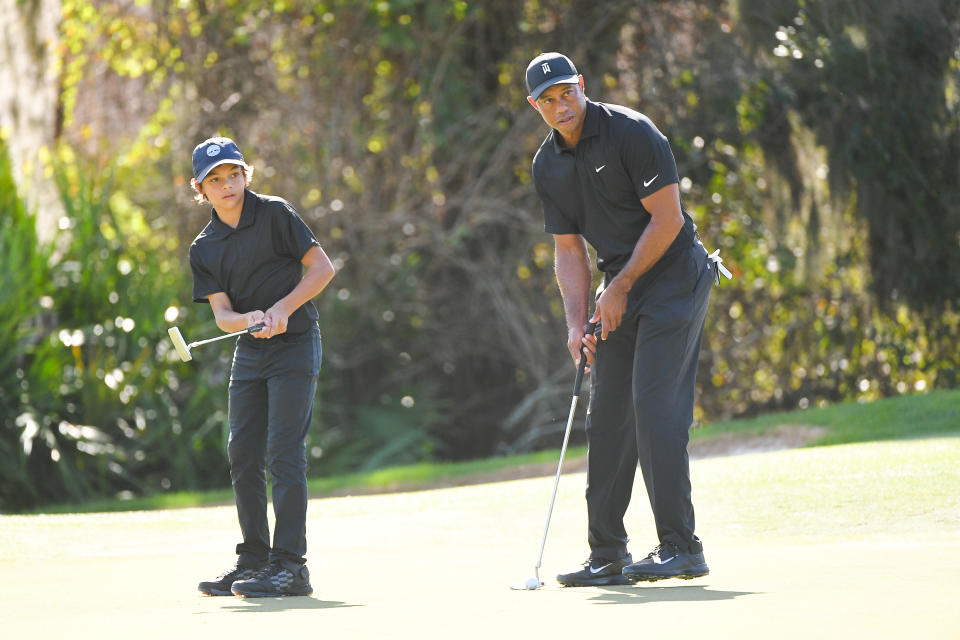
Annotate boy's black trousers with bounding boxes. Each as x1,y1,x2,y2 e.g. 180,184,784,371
585,240,713,561
226,324,321,567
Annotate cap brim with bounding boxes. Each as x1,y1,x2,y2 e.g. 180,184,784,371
529,74,580,101
196,158,249,183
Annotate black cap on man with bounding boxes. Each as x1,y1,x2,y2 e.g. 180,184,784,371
526,52,580,101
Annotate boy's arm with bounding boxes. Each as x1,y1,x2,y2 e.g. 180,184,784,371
207,292,266,335
263,245,336,336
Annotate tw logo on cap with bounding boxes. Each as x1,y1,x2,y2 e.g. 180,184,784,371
206,145,222,157
525,52,579,101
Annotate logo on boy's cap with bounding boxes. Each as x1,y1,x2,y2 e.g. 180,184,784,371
192,136,248,183
526,52,579,101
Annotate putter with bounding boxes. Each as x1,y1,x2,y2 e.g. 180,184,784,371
167,323,265,362
511,321,597,591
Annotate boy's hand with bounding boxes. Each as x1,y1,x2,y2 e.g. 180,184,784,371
262,305,290,337
244,310,271,338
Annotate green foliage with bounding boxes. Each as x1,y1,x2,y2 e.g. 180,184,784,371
739,0,960,309
612,1,960,419
3,0,958,510
0,140,53,510
0,142,247,511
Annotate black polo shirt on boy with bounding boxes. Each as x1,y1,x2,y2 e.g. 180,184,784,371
532,99,697,293
189,189,321,334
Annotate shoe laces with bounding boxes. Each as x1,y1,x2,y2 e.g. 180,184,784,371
648,543,679,560
250,560,285,580
584,556,614,570
215,563,245,580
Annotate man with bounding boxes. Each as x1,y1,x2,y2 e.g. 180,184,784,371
525,52,729,586
187,136,335,597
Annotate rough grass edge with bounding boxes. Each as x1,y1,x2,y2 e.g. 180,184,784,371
20,389,960,515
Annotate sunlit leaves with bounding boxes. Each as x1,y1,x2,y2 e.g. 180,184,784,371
19,0,957,509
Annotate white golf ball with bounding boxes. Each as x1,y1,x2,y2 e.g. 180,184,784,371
525,577,540,590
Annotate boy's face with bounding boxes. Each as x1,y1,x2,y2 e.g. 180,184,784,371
198,163,247,212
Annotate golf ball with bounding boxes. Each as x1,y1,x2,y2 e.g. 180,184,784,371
525,577,540,590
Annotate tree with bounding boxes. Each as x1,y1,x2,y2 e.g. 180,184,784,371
0,0,64,242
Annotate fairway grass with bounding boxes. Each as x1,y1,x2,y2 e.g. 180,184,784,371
1,435,957,639
695,388,960,446
693,435,960,541
24,389,960,515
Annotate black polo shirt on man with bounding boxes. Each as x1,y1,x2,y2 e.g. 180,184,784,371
189,189,321,335
532,100,696,289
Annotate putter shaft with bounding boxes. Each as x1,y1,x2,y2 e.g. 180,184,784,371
188,322,266,348
532,321,596,580
534,378,582,577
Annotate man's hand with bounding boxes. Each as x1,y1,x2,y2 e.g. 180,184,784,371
567,323,599,371
587,183,684,339
592,280,628,340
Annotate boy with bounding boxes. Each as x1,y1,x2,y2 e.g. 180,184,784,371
187,136,335,597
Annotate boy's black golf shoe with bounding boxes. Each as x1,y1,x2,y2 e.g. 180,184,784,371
231,560,313,597
198,561,266,596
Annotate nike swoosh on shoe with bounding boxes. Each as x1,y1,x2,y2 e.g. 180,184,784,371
589,562,614,574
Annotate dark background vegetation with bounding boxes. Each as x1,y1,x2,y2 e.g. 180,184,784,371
2,0,958,511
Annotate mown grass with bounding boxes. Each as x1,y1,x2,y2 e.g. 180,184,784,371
28,389,959,514
30,446,578,514
694,388,960,445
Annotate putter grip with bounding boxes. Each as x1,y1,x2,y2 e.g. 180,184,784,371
246,322,266,332
573,321,598,395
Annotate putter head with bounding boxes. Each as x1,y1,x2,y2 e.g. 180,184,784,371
168,327,192,362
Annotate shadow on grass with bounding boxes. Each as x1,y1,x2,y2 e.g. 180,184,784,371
588,584,757,605
216,596,363,612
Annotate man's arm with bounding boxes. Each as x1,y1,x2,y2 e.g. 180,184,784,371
592,182,684,339
554,233,594,366
262,244,336,337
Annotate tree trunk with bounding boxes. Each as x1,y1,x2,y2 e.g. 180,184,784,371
0,0,63,243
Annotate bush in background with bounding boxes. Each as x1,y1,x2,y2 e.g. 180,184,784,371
2,1,957,511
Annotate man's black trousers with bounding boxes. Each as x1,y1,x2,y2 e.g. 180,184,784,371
585,241,713,561
227,324,321,566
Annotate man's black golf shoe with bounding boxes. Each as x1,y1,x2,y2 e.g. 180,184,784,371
622,543,709,582
557,554,634,586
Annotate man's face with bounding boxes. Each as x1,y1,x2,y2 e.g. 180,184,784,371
529,78,586,144
199,163,247,211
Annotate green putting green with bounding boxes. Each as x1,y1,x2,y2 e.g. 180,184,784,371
1,436,957,639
